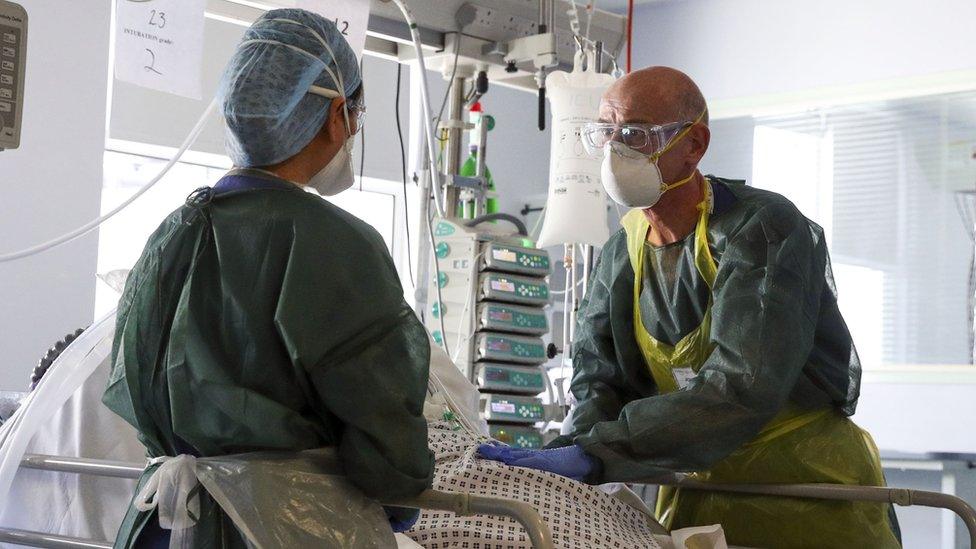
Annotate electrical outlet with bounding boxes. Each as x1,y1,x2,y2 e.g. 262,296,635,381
464,3,539,42
511,16,538,38
470,4,496,28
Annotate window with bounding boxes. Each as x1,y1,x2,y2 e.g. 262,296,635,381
95,146,404,319
705,91,976,369
95,150,225,317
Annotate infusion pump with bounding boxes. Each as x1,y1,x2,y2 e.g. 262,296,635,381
425,218,561,449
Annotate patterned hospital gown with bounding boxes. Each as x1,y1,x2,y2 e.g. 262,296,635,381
406,421,663,549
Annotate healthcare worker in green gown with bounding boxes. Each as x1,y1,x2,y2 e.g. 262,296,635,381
478,67,901,548
102,10,434,548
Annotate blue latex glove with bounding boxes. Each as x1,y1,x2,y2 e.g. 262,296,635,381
476,443,598,481
385,506,419,533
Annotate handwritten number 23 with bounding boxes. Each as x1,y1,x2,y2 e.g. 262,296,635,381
149,10,167,29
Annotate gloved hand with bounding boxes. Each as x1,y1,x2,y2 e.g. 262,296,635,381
476,443,598,482
385,506,419,533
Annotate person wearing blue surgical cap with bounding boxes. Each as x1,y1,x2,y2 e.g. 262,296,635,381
103,9,434,547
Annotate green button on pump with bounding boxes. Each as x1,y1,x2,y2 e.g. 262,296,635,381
438,272,448,288
435,242,450,258
434,222,456,237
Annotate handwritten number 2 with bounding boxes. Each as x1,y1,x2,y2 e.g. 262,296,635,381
333,19,349,36
144,49,163,75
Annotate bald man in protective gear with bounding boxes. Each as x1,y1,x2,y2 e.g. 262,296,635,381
483,67,902,548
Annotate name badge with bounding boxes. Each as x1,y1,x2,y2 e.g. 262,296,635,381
673,367,697,390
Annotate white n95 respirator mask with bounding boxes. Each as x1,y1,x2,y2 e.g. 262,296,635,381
309,106,355,196
309,139,354,196
599,113,704,209
600,141,697,209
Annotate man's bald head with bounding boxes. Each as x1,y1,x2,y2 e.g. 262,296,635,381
597,67,711,208
600,66,708,126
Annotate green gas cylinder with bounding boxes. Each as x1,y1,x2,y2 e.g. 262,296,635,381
459,145,498,219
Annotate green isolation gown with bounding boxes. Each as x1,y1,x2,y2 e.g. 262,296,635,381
551,177,900,548
103,169,434,548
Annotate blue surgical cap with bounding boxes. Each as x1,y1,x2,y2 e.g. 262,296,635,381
219,9,363,167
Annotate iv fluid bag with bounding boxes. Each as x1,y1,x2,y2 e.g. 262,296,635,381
536,61,615,248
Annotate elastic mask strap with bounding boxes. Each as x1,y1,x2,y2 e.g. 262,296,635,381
661,170,697,193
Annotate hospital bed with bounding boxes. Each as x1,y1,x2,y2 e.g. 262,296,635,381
3,313,975,548
1,452,555,549
3,452,976,549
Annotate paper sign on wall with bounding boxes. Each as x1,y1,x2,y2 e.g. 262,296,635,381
296,0,371,59
114,0,205,99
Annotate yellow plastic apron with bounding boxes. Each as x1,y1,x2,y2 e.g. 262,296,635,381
622,181,900,548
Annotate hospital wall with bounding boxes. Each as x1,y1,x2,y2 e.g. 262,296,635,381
110,18,411,182
0,1,110,391
632,1,976,546
0,9,557,390
629,0,976,113
631,0,976,452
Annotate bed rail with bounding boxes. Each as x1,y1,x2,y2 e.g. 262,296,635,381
0,529,113,549
388,489,554,549
655,476,976,548
3,454,554,549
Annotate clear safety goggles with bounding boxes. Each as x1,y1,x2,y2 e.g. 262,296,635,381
309,85,367,134
581,119,694,155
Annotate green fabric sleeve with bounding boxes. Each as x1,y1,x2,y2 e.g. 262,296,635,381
307,308,435,500
575,203,827,482
275,218,434,500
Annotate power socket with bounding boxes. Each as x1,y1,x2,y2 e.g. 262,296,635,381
463,3,539,42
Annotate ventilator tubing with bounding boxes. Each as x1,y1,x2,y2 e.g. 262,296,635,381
0,99,218,263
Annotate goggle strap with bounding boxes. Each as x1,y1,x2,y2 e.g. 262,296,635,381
308,85,341,99
656,109,706,158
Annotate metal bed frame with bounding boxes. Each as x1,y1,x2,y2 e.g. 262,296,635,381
1,454,554,549
3,454,976,548
658,476,976,548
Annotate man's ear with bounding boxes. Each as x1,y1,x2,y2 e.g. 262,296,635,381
322,97,348,142
687,125,710,163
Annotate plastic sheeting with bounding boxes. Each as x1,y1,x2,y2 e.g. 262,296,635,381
0,393,23,424
0,309,143,545
192,449,395,548
424,333,488,436
0,310,121,518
